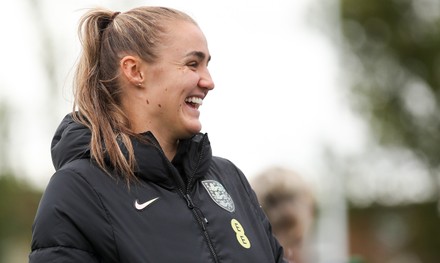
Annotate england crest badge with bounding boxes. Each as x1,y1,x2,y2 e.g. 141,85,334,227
201,180,235,213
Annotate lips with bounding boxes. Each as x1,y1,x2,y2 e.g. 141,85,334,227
185,96,203,109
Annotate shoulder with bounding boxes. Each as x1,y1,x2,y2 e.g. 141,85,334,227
35,160,105,226
209,156,254,195
38,158,121,219
31,159,114,254
210,156,239,173
43,160,101,201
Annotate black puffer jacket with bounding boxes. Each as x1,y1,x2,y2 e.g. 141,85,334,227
30,114,286,262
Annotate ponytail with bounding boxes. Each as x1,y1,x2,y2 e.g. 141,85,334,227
73,8,135,181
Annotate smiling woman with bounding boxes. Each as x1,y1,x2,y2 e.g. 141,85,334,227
29,5,287,263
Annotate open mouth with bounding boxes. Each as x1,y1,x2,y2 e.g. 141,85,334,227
185,97,203,109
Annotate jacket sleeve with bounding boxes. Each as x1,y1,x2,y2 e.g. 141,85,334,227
29,166,113,263
234,166,288,263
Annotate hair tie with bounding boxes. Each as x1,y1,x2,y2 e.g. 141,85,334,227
111,11,120,20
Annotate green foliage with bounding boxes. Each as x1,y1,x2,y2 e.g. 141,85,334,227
339,0,440,168
349,202,440,262
0,174,42,262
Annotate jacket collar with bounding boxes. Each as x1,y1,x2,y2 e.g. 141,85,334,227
133,132,212,191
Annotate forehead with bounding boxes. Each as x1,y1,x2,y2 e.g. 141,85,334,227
159,21,210,59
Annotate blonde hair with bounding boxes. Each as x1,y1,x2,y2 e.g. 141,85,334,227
251,167,315,250
73,6,196,181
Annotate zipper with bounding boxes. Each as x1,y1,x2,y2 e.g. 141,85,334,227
182,191,219,263
147,134,219,263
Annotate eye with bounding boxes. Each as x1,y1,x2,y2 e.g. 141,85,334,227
187,61,199,68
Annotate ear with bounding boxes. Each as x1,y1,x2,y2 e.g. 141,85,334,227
120,56,145,87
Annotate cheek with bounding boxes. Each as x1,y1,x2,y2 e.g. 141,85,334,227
185,75,201,90
179,68,200,84
174,76,199,95
153,71,199,104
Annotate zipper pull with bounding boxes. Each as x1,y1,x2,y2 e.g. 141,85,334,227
184,193,209,225
184,194,194,209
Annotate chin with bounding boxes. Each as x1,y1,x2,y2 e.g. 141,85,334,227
183,123,202,137
175,118,203,139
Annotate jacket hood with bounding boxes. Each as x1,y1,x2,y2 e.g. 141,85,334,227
51,114,91,171
51,113,213,190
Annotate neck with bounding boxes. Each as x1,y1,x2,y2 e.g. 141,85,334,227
154,134,179,161
123,110,177,160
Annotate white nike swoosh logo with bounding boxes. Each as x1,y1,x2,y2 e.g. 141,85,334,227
134,197,159,210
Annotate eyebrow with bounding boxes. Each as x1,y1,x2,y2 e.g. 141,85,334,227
185,51,211,62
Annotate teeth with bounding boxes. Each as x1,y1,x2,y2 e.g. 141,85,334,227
185,97,203,105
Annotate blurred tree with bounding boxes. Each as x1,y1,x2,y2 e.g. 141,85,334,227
0,175,42,263
316,1,440,262
332,0,440,196
0,99,42,263
0,101,10,173
27,0,60,126
349,201,440,263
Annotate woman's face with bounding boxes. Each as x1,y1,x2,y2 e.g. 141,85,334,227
140,21,214,141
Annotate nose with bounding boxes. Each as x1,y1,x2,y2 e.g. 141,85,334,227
198,68,215,90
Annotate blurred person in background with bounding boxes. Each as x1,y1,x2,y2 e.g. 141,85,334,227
29,6,287,263
252,167,316,263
